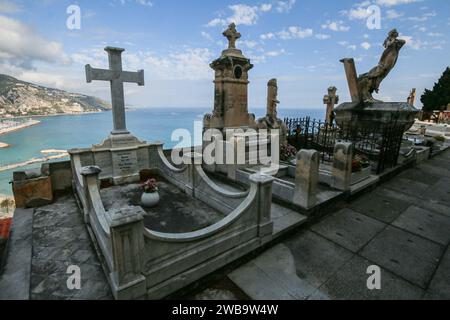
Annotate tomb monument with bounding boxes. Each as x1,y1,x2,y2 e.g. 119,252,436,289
336,29,419,131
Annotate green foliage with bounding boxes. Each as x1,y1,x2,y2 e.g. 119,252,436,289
421,67,450,112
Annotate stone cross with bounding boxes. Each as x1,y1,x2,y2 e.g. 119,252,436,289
407,88,416,107
323,86,339,124
223,23,241,49
85,47,144,135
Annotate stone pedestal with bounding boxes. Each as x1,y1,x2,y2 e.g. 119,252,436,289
335,102,419,131
91,133,149,185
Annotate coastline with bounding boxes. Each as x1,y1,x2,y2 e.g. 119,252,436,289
0,119,41,137
0,150,69,173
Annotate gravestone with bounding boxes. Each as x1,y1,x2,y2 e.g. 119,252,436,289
204,23,256,130
71,47,149,185
323,86,339,125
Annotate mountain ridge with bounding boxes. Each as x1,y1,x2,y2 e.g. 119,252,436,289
0,74,111,118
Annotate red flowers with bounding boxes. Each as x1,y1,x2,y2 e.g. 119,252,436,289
141,178,158,193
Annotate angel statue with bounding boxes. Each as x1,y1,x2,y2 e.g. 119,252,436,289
358,29,406,102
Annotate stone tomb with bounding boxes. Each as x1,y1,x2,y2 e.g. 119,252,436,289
68,44,276,300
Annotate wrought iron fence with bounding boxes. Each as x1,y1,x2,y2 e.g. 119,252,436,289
284,117,406,174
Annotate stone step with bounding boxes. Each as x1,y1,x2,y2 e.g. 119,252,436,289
228,244,322,300
271,203,307,238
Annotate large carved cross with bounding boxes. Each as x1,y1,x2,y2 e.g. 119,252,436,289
223,23,241,49
323,86,339,124
85,47,144,135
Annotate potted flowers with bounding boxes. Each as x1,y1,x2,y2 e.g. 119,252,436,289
140,178,160,208
351,154,371,184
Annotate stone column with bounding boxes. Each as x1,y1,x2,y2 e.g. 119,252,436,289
108,206,147,300
331,142,353,191
81,166,102,223
249,173,274,244
293,150,319,209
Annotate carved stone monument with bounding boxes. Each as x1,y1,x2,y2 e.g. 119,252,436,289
257,79,287,145
407,88,416,107
335,29,418,131
204,23,256,130
323,86,339,125
70,47,149,185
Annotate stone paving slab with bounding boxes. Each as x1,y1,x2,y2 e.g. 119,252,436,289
383,178,430,197
29,195,112,300
375,187,450,218
349,191,410,223
284,230,354,288
310,208,386,253
360,226,444,289
392,206,450,246
425,247,450,300
397,168,441,186
271,203,307,238
318,255,424,300
422,177,450,205
0,209,34,300
228,244,319,300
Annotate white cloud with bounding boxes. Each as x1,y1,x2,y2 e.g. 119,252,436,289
260,4,272,12
400,35,427,50
0,0,21,13
262,26,313,40
386,9,404,19
0,15,70,68
117,0,153,6
361,42,372,50
408,11,437,22
72,46,214,81
375,0,422,7
427,32,443,37
260,32,276,40
201,31,213,42
348,45,357,51
315,33,331,40
206,18,224,27
321,21,350,32
343,7,370,20
228,4,260,25
206,4,266,27
276,0,296,13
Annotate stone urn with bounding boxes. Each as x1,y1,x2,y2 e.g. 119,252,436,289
141,191,160,208
140,178,159,208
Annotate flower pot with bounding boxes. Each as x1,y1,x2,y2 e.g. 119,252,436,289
141,192,160,208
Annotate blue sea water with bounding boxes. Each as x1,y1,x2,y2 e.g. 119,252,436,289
0,107,324,195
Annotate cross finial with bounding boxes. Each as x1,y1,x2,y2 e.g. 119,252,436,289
223,23,241,49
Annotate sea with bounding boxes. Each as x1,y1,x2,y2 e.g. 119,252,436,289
0,107,324,196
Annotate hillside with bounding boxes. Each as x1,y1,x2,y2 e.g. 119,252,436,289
0,74,111,117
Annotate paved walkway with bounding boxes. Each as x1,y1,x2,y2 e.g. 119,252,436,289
227,149,450,300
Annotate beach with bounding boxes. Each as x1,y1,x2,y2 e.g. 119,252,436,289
0,119,41,148
0,150,69,173
0,119,41,136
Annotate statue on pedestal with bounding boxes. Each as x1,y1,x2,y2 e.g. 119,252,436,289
358,29,406,102
257,79,287,145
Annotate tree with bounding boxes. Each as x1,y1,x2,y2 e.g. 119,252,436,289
0,198,15,214
421,67,450,112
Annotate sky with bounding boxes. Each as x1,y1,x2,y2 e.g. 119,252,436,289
0,0,449,109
